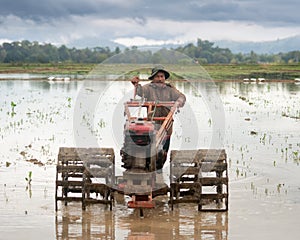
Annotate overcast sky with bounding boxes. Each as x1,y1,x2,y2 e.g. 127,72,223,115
1,0,300,48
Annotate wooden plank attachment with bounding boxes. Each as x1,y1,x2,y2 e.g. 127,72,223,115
169,149,228,211
55,147,115,211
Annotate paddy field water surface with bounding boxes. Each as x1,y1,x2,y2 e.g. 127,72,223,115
0,79,299,240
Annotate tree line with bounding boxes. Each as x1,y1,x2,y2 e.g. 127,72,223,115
0,39,299,64
0,40,120,63
175,39,300,64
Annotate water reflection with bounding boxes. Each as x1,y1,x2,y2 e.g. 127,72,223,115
56,206,115,240
0,73,45,80
1,79,80,93
216,81,300,96
55,202,228,240
30,80,80,92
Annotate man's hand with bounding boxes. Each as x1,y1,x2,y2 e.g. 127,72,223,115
131,76,140,86
175,98,184,108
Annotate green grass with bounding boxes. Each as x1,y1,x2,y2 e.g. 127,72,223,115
0,63,94,75
203,63,300,80
0,63,300,81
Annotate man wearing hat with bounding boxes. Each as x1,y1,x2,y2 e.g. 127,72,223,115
131,66,186,169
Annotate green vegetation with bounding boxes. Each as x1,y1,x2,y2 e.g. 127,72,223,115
176,39,300,64
1,39,300,65
0,62,94,75
25,171,32,185
0,62,299,81
203,63,300,80
0,40,118,63
10,101,17,117
1,39,300,81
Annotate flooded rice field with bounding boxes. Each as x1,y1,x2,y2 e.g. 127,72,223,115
0,79,299,240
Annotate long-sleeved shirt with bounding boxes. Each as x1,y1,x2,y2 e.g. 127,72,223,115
136,82,186,106
135,82,186,135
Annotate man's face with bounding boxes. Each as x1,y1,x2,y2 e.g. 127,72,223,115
152,71,166,83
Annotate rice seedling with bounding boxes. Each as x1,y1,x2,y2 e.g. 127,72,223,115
98,118,106,128
208,118,212,127
25,170,32,182
67,97,72,108
10,101,16,117
292,151,299,165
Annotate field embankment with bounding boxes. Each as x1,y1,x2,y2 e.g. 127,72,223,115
0,63,300,81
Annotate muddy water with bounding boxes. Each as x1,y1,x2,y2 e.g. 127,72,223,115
0,80,299,240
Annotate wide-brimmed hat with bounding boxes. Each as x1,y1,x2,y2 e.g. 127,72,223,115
148,66,170,80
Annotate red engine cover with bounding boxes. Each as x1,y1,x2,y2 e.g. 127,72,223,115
128,120,155,135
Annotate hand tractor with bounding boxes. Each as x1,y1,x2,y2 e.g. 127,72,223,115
55,99,229,216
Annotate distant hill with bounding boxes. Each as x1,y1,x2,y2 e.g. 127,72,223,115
214,35,300,54
69,38,122,50
110,35,300,55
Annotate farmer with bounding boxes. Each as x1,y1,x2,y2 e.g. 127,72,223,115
131,66,186,169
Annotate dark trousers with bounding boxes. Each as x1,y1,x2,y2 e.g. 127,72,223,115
156,135,171,170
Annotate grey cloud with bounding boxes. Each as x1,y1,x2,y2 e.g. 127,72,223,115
0,0,299,26
1,0,300,48
133,17,147,26
0,0,137,20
